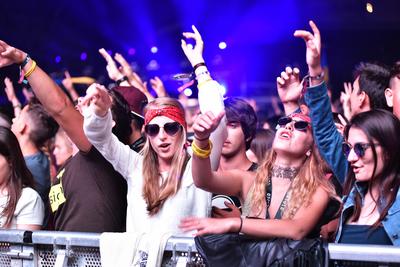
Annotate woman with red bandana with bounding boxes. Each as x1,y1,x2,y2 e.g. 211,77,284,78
82,26,226,235
180,111,340,240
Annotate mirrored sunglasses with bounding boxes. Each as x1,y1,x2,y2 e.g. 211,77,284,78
144,122,182,137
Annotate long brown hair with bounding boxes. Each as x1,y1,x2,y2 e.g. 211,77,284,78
252,146,338,219
141,98,189,215
0,127,35,227
343,110,400,228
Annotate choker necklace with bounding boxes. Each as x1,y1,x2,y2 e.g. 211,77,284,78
271,165,299,180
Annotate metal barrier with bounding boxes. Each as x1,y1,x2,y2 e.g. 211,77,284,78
0,230,399,267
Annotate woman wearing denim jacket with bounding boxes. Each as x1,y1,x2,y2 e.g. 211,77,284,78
335,109,400,245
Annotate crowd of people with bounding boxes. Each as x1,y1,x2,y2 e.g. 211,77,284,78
0,20,399,259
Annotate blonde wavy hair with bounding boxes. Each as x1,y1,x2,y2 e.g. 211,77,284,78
251,146,338,219
142,97,189,216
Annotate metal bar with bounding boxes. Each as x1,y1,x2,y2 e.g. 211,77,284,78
31,231,100,247
0,230,27,244
328,243,400,263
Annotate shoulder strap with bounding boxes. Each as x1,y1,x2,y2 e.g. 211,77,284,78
265,178,292,219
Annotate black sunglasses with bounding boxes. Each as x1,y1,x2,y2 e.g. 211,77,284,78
144,122,182,137
342,142,378,158
277,116,310,131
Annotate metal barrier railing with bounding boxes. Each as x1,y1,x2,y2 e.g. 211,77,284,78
0,230,399,267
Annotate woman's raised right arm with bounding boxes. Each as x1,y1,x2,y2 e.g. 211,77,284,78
81,84,140,178
0,40,92,152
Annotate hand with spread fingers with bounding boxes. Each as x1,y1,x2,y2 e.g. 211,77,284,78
113,53,133,78
181,25,205,67
192,110,225,141
149,76,167,97
277,66,302,104
98,48,125,82
0,40,26,67
294,20,322,76
179,217,238,236
79,83,111,117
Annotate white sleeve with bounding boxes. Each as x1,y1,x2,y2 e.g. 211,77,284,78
15,188,44,226
83,109,140,179
198,79,227,171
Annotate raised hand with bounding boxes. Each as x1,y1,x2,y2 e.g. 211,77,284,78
181,25,205,67
340,82,352,120
113,53,132,78
0,40,26,67
79,83,111,117
4,77,18,103
98,48,124,81
294,20,322,76
192,110,225,141
276,66,302,103
149,76,167,97
62,70,74,90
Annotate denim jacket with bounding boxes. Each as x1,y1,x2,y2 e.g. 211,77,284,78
335,182,400,246
304,81,348,184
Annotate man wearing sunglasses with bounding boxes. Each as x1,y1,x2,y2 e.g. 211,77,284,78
294,21,391,184
212,97,258,217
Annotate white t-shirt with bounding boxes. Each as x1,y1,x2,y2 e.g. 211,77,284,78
0,187,44,229
84,79,226,235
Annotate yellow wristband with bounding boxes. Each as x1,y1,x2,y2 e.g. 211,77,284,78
191,140,213,158
24,60,37,78
197,79,213,89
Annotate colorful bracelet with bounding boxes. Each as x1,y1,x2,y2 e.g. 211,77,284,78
24,60,37,78
20,54,31,69
191,139,213,158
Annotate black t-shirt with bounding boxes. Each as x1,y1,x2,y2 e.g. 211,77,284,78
52,147,127,232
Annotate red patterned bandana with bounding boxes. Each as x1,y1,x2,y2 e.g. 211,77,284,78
144,106,187,130
290,113,312,129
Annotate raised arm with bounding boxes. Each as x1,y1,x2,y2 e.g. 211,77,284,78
294,21,347,183
191,111,248,197
4,77,22,117
81,83,139,178
181,25,227,170
0,40,91,152
62,70,80,103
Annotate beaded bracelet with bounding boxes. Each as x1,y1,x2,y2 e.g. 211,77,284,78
191,139,213,158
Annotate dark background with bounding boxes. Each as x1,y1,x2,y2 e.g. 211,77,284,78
1,0,399,117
